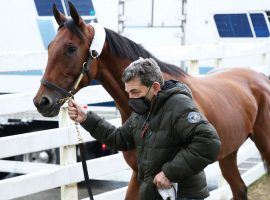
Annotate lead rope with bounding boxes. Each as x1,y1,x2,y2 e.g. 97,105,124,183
69,59,94,200
75,122,94,200
67,96,94,200
59,94,94,200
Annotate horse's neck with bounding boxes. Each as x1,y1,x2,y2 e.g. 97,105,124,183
96,56,131,122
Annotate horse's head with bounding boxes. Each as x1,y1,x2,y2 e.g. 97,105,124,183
33,2,103,117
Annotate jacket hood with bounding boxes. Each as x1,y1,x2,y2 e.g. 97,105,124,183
152,80,192,113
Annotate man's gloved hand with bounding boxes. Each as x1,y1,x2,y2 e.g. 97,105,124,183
68,100,87,123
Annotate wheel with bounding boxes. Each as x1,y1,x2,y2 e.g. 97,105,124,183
23,149,59,164
0,155,23,179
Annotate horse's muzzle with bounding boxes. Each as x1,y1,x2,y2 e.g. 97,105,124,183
33,95,61,117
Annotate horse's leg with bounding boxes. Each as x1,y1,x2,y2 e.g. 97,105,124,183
255,82,270,168
252,102,270,170
122,150,139,200
252,90,270,168
252,131,270,171
219,151,247,200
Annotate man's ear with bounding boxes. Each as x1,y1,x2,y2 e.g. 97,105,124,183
152,82,161,95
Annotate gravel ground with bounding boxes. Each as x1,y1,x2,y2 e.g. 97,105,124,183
248,174,270,200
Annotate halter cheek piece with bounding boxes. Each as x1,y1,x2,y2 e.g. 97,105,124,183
40,50,98,104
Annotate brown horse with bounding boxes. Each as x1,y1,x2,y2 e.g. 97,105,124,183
33,3,270,200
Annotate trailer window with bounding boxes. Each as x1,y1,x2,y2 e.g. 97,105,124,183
35,0,95,17
214,14,253,37
34,0,64,16
64,0,95,16
250,13,270,37
37,19,56,49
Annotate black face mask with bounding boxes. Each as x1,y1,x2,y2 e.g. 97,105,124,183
128,86,152,115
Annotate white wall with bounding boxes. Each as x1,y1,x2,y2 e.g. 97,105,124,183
92,0,119,31
0,0,120,52
0,0,43,51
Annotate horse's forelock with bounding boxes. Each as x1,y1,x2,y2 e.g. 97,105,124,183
58,19,84,40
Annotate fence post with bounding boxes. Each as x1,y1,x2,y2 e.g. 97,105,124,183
215,58,222,68
260,53,267,67
189,60,199,76
59,107,78,200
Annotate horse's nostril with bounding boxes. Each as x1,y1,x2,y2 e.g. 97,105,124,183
40,97,50,107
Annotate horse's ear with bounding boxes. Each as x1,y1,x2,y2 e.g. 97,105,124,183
53,3,66,25
68,1,84,27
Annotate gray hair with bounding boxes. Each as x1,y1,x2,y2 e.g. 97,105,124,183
122,58,164,87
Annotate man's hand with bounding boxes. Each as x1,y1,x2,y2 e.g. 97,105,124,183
68,100,87,123
153,171,172,189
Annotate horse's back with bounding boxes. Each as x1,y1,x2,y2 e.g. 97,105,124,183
181,68,270,158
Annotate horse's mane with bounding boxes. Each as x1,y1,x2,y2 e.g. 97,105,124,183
61,19,187,77
105,28,187,77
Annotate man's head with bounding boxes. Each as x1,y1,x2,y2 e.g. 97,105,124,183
122,58,164,114
122,58,164,98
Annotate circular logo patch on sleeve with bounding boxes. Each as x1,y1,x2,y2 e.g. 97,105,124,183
187,112,202,123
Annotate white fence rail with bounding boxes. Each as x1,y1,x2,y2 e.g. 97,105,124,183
0,154,128,200
0,86,113,115
0,51,47,72
0,42,269,199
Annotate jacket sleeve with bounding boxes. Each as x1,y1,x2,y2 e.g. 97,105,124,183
162,95,221,182
80,111,135,151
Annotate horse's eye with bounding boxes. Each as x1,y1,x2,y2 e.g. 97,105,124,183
67,46,77,55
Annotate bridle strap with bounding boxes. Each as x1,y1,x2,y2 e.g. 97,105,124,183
70,57,92,93
41,78,71,97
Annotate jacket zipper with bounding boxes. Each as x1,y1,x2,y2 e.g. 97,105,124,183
140,111,151,139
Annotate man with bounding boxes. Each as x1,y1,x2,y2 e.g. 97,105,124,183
68,58,221,200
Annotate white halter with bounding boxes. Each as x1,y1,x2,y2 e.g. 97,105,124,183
89,23,106,58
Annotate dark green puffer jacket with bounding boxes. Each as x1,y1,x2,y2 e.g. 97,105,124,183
81,80,221,200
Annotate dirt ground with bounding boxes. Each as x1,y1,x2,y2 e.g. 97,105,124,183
248,175,270,200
